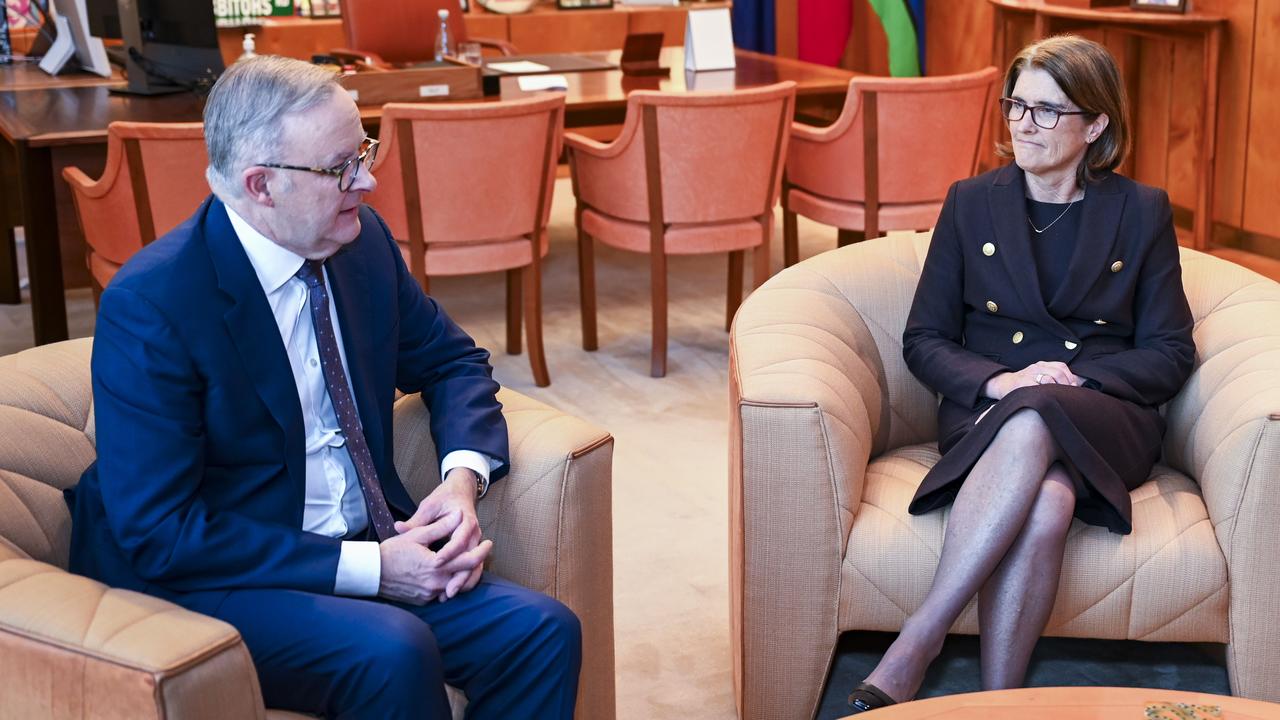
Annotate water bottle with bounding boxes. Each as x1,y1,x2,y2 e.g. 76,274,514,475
434,9,455,61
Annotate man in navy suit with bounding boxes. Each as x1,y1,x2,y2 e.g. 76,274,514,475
66,55,581,719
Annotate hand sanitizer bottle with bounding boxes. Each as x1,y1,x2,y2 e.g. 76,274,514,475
240,32,257,61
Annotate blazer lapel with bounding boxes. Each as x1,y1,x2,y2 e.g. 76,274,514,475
988,165,1070,337
1047,172,1127,316
203,198,307,502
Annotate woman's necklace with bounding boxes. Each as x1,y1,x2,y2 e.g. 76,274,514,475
1027,198,1080,234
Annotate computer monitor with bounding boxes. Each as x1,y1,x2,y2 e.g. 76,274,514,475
85,0,223,95
37,0,111,77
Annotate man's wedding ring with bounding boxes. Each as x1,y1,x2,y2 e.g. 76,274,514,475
1035,373,1045,384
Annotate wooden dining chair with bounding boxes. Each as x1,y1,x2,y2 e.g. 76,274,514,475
782,67,999,266
363,94,564,387
61,121,210,300
565,82,796,378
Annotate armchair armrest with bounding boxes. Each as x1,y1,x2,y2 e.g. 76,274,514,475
391,388,616,720
469,36,517,57
0,542,264,720
1159,254,1280,701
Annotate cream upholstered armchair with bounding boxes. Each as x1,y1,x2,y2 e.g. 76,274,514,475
729,233,1280,720
0,339,616,720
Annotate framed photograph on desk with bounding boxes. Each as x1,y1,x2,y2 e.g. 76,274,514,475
1130,0,1187,12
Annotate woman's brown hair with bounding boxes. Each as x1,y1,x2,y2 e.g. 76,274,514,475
995,34,1130,187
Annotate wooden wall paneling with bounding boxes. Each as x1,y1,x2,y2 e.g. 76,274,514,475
466,13,510,42
1195,0,1254,228
925,0,993,75
776,0,798,58
508,9,628,53
1243,0,1280,237
1131,39,1172,192
844,0,890,75
218,19,346,66
1102,29,1140,178
1165,37,1202,211
625,7,687,47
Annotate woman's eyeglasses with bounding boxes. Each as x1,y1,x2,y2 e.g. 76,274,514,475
1000,98,1091,130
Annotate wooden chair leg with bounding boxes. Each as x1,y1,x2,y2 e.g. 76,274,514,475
783,208,799,267
755,215,772,289
506,268,522,355
523,263,550,387
837,229,865,247
577,213,599,351
726,250,744,332
650,247,668,378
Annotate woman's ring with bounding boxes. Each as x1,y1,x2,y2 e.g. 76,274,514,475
1035,373,1045,384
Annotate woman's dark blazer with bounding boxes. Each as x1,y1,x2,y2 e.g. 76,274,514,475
903,163,1196,456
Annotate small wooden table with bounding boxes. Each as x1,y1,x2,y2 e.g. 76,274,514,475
0,48,852,345
988,0,1225,252
842,686,1280,719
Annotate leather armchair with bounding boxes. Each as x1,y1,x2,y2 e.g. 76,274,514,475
0,339,616,720
333,0,516,69
729,233,1280,719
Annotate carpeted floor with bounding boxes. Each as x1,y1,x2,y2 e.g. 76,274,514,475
1,177,1232,719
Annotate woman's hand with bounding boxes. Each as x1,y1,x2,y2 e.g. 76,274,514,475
983,361,1083,400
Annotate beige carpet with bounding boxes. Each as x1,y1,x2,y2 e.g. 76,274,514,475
1,177,853,719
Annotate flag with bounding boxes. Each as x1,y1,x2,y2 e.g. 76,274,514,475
868,0,924,76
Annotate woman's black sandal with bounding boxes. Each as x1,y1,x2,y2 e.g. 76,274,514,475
847,682,898,713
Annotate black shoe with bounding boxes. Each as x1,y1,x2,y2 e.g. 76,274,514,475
847,681,897,714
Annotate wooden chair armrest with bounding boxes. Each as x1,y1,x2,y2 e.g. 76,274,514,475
469,36,518,56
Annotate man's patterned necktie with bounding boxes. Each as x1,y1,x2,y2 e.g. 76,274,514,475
296,260,397,541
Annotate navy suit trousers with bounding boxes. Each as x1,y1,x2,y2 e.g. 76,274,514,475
206,574,581,719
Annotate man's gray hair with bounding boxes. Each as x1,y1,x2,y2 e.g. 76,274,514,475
204,55,342,199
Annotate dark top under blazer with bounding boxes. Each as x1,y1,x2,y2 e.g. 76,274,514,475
67,197,509,613
903,163,1195,468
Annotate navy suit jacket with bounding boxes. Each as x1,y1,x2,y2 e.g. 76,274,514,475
903,164,1195,448
67,197,509,613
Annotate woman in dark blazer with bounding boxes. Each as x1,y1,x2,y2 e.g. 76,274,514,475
847,35,1195,713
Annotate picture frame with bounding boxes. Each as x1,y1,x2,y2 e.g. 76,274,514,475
1130,0,1187,13
557,0,613,11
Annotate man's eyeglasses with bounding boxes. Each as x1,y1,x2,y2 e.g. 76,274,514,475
259,137,380,192
1000,98,1091,130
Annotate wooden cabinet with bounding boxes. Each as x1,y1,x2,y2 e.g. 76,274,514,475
215,4,718,66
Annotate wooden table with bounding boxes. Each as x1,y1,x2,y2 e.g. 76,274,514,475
989,0,1226,252
841,686,1280,719
0,48,852,345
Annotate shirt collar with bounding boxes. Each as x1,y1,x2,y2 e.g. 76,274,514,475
225,205,307,296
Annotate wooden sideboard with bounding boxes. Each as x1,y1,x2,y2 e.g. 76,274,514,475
214,4,721,66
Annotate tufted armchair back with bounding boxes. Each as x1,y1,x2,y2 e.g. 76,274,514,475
0,339,95,569
729,232,1280,720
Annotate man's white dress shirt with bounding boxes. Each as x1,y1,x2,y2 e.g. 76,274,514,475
228,207,498,596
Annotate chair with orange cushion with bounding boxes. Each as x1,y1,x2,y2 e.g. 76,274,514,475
363,94,564,387
565,82,796,378
333,0,516,68
782,67,999,267
61,121,210,300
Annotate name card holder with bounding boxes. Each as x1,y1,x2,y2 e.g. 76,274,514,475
684,7,735,73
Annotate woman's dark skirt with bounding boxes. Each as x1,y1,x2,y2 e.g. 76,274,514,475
907,384,1165,534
